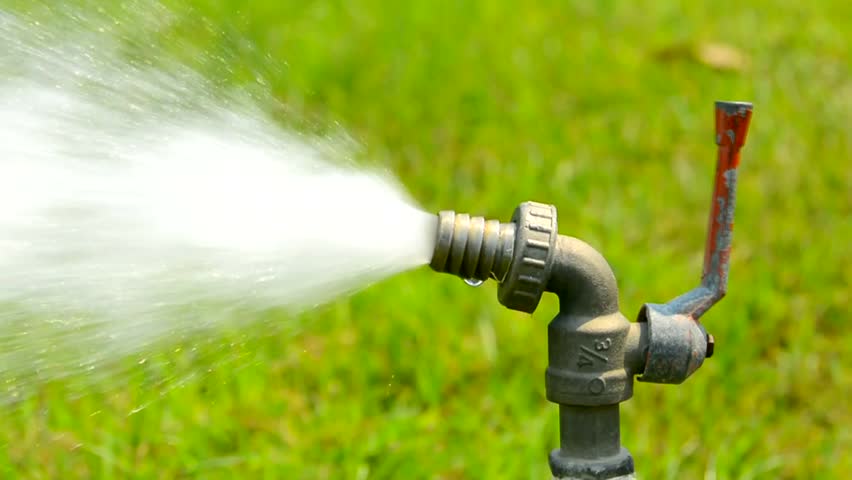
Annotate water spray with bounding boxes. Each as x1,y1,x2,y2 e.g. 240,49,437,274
0,11,439,400
430,101,753,479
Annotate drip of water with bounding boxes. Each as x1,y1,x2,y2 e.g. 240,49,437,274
0,8,437,402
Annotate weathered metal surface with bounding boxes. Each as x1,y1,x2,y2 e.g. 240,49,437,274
637,305,708,384
429,210,515,282
665,101,753,319
549,405,635,479
430,201,638,476
638,101,752,384
544,234,635,406
428,100,752,479
545,310,634,406
497,202,558,313
430,202,560,313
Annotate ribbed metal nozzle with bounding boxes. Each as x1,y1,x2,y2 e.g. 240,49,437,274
429,211,515,282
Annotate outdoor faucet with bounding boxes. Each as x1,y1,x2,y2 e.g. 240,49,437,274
429,101,753,479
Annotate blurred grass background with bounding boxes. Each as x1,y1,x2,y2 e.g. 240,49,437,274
1,0,850,478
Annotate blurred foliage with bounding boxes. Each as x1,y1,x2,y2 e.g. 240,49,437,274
0,0,850,478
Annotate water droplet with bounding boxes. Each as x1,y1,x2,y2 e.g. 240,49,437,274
463,278,484,287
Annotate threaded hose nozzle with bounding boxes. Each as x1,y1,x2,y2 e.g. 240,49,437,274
429,211,515,282
430,202,558,313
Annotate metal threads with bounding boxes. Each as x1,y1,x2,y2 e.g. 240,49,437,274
429,210,515,282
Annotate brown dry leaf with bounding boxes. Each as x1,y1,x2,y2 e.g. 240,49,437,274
695,42,750,72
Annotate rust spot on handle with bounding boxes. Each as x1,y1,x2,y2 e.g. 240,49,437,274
649,101,753,321
637,101,752,383
697,101,753,317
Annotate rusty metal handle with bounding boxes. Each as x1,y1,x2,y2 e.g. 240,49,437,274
637,101,752,383
664,101,753,320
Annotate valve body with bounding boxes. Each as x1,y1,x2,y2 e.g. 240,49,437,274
431,202,643,479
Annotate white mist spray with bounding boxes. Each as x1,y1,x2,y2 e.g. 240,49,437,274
0,9,436,400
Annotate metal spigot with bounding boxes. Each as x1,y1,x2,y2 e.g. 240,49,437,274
429,101,753,479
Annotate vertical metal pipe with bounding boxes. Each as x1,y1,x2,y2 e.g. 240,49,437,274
558,404,622,459
550,403,634,479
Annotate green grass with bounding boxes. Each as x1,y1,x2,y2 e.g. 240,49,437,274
2,0,851,478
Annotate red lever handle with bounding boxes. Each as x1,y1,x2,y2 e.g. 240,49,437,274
659,101,753,320
695,101,753,317
636,101,752,383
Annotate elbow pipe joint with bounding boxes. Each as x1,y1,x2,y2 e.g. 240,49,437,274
431,202,643,406
430,202,621,318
